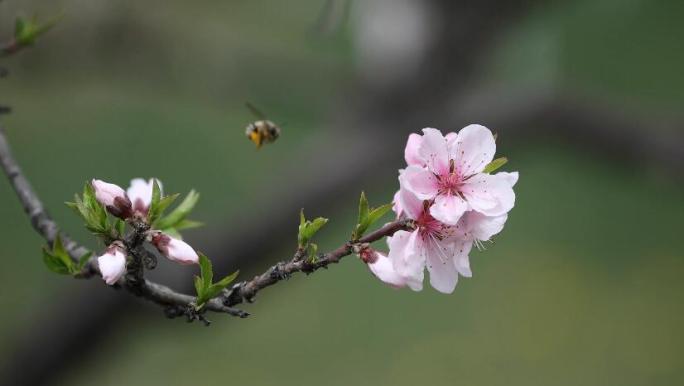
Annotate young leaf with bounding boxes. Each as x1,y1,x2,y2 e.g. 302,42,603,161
42,235,78,275
307,243,318,263
358,191,369,226
298,210,329,247
365,203,392,229
483,157,508,174
174,219,203,230
198,254,213,293
76,251,93,271
352,192,393,240
194,254,239,309
213,270,240,290
67,182,110,236
147,179,162,223
115,219,126,238
43,249,70,274
154,190,199,230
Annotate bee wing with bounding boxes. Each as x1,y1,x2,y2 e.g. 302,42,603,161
245,102,267,120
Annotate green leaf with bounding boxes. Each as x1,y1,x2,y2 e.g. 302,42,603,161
193,275,204,300
115,219,126,238
67,182,110,236
43,249,70,274
307,243,318,263
76,251,93,271
147,179,162,223
42,234,81,275
198,254,213,292
298,210,329,247
483,157,508,174
174,219,203,230
154,190,199,230
353,192,393,240
306,218,328,238
366,203,392,228
14,13,62,46
358,191,369,226
194,254,239,309
213,270,240,290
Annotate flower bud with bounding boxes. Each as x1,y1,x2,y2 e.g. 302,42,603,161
92,179,133,219
127,178,161,215
97,242,127,285
151,232,199,265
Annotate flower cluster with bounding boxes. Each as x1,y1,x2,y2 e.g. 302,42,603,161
92,178,199,285
364,125,518,293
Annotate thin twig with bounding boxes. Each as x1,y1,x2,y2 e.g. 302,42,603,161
0,123,410,321
224,219,413,306
0,124,249,318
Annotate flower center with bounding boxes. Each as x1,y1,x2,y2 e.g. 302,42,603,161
435,158,464,196
417,201,445,241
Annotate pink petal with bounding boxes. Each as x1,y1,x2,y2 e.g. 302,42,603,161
399,165,439,201
388,230,424,291
497,171,519,187
429,193,468,225
392,190,403,217
98,248,127,285
465,211,508,241
396,186,425,220
367,252,407,288
451,124,496,176
425,243,459,294
404,133,423,166
453,240,473,277
461,173,515,217
418,128,449,175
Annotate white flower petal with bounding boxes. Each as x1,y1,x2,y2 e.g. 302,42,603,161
430,193,468,225
452,124,496,176
418,128,449,175
388,230,424,291
400,165,439,201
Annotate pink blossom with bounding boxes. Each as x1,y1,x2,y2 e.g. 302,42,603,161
399,126,515,225
151,232,199,265
127,178,162,215
389,188,472,294
97,243,127,285
91,179,133,219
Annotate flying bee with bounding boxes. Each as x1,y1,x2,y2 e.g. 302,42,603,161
244,102,281,149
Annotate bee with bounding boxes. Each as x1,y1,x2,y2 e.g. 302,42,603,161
245,102,281,149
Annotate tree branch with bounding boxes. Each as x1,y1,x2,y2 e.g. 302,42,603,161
224,219,413,307
0,123,411,322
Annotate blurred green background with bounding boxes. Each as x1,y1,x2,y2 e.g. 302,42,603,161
1,0,683,385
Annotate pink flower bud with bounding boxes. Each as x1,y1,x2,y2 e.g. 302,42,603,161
127,178,161,215
97,243,127,285
91,179,133,219
151,232,199,265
